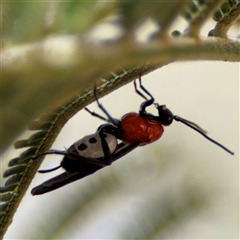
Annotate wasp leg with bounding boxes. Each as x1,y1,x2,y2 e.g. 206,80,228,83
97,125,118,166
31,142,139,195
93,87,120,127
34,150,108,167
134,80,148,101
135,73,155,114
112,142,140,162
84,107,110,122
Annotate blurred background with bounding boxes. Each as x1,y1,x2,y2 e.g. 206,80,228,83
2,61,239,239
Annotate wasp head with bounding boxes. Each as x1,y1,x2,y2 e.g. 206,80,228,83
154,103,174,126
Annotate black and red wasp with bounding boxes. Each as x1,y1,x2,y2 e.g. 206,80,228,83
31,75,234,195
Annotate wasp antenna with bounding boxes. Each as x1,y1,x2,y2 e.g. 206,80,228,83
38,165,61,173
174,116,234,155
176,116,208,134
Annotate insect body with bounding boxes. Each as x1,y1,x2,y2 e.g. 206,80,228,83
57,125,118,172
32,74,234,195
120,112,164,146
31,123,139,195
116,79,234,154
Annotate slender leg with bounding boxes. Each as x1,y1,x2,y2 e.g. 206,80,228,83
135,73,155,114
98,128,112,165
85,107,110,122
134,80,148,101
33,150,108,167
93,87,119,126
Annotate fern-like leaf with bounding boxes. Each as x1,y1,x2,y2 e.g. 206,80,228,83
1,1,239,238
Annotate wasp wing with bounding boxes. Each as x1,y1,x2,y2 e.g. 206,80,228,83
31,167,100,195
31,142,139,195
111,141,139,163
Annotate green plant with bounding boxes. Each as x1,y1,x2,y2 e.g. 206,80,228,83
1,1,239,239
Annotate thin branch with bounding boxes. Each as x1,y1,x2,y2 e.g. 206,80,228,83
184,0,225,37
211,4,240,38
1,37,240,150
0,64,159,238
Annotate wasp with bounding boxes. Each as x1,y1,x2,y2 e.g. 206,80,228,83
31,74,234,195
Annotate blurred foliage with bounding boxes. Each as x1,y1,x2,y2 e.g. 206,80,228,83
1,1,239,239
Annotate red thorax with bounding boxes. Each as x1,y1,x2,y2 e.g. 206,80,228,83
119,112,164,146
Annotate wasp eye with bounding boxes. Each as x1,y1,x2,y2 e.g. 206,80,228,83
155,104,174,126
